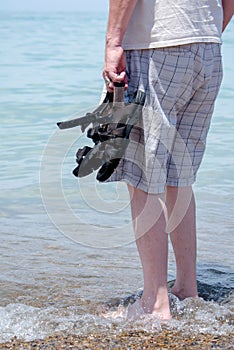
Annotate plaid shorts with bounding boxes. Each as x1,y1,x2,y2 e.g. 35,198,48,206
107,43,223,194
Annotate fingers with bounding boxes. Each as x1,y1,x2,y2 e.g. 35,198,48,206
102,72,113,92
103,46,128,91
103,71,128,92
108,71,126,83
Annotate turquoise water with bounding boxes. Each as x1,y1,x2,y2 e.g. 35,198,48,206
0,11,233,342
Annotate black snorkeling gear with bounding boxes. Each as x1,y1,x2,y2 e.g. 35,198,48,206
57,82,145,182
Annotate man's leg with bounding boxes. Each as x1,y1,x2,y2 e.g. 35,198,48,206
128,184,171,320
166,185,198,299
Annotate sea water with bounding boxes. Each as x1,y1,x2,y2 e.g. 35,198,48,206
0,11,233,343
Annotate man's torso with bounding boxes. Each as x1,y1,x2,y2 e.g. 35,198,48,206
122,0,223,50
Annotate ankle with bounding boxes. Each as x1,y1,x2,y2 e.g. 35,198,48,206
171,282,198,300
141,290,171,320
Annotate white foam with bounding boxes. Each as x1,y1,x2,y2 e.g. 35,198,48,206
0,303,114,343
0,297,233,343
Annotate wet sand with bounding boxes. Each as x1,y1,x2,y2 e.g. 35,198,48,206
1,330,233,349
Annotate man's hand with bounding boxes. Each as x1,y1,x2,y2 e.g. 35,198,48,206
103,0,137,92
103,45,127,92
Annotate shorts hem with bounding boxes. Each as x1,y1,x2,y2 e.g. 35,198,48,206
105,175,196,194
122,179,166,194
166,177,196,188
106,175,166,195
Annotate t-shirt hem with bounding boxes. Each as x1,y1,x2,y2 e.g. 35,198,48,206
122,37,222,50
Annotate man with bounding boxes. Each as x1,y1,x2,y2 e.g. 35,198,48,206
103,0,233,320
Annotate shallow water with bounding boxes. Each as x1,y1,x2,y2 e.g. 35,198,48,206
0,11,233,343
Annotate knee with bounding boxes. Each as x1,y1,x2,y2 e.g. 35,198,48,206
166,185,194,207
127,185,166,208
166,185,193,196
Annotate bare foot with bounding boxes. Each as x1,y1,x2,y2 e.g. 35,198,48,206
127,297,172,321
171,284,198,300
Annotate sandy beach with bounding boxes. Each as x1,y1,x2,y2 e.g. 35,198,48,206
0,329,233,349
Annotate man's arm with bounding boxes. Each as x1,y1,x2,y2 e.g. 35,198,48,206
222,0,234,32
103,0,137,90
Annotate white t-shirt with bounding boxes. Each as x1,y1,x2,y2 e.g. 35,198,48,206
122,0,223,49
